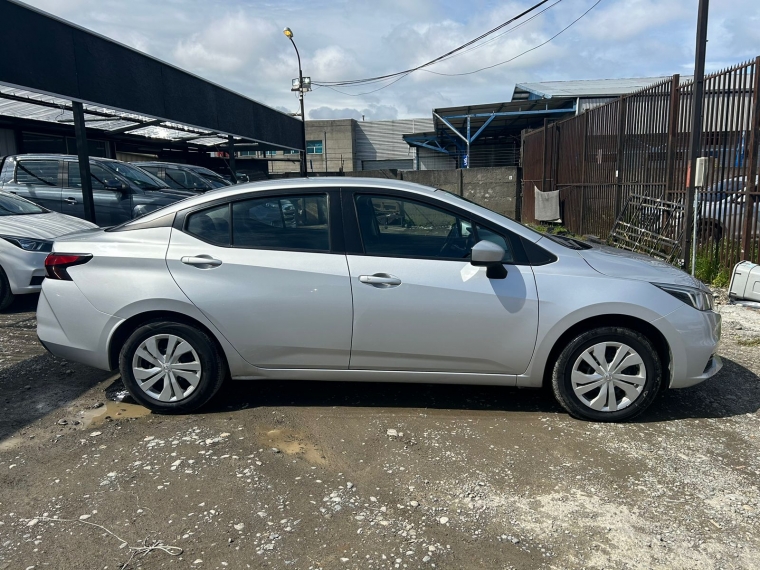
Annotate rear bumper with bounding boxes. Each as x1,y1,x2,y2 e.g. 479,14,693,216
36,282,122,370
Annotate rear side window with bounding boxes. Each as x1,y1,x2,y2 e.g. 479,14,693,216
186,204,230,246
16,160,59,186
232,194,329,251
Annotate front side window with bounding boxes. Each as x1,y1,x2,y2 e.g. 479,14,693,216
16,160,59,186
103,161,167,190
232,194,329,251
67,163,111,191
354,194,475,259
165,167,209,191
306,140,323,155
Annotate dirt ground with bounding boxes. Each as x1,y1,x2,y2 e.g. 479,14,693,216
1,292,760,570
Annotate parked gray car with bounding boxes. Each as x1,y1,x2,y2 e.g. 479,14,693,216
0,154,195,226
37,178,722,421
137,161,231,192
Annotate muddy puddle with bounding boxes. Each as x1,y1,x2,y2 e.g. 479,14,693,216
80,400,151,427
261,427,327,465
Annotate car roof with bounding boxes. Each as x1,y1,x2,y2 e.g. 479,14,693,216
126,176,542,242
7,153,119,163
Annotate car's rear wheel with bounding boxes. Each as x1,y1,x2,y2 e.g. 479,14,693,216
0,266,14,312
551,327,663,422
119,321,227,413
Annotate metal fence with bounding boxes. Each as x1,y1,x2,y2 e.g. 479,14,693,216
522,57,760,271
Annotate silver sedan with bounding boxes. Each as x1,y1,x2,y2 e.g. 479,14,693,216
37,178,722,421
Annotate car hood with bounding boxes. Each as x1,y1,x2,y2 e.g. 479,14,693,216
578,244,702,288
0,211,98,240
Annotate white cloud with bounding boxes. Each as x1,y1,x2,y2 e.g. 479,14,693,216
18,0,760,119
309,103,398,121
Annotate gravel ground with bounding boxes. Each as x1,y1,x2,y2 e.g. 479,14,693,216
1,291,759,570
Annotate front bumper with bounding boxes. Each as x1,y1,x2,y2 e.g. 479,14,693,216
0,246,47,295
654,305,722,389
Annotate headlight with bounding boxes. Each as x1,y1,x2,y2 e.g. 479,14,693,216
0,235,53,252
653,283,714,311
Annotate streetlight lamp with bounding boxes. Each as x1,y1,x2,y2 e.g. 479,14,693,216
283,27,310,177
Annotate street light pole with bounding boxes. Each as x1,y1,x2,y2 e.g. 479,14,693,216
284,27,307,177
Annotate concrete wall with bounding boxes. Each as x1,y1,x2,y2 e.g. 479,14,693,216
269,119,356,174
350,166,521,220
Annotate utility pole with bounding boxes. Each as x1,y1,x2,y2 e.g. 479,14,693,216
682,0,709,269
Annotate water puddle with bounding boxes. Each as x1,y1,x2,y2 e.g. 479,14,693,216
262,428,327,465
81,400,151,427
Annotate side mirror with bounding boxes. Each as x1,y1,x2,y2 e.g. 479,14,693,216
104,178,128,192
470,240,508,279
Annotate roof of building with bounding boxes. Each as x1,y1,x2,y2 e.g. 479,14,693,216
513,76,693,100
0,0,301,151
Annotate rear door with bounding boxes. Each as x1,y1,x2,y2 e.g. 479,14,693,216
344,189,539,375
166,189,353,369
12,159,62,211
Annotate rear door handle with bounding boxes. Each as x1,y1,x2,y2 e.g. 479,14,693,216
359,273,401,287
181,255,222,268
64,197,77,204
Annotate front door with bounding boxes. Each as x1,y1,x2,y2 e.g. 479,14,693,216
346,192,539,374
166,191,353,369
64,162,132,226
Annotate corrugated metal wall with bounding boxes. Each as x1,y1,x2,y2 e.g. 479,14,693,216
356,118,433,170
0,128,16,156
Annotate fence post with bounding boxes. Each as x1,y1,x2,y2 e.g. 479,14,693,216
541,118,548,192
664,75,681,201
580,113,588,235
614,98,627,216
741,56,760,260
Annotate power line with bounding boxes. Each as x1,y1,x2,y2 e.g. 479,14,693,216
313,0,553,87
424,0,604,77
316,0,604,96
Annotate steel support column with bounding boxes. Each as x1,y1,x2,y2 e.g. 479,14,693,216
72,101,96,224
741,56,760,260
227,135,237,183
682,0,709,268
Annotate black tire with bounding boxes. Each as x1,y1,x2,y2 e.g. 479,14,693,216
119,320,227,413
551,326,663,422
0,266,14,312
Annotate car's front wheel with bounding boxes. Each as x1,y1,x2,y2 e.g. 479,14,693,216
551,327,663,422
119,320,227,413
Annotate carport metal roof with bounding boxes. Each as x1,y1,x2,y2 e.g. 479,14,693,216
0,0,302,152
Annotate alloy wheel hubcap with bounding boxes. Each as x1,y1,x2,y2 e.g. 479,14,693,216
571,342,646,412
131,334,202,402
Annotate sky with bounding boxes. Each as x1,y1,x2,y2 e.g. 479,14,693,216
21,0,760,120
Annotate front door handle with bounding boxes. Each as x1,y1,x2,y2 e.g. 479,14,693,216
359,273,401,288
64,197,77,204
181,255,222,268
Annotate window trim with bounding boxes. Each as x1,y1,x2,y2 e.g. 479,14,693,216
342,187,531,265
176,188,343,254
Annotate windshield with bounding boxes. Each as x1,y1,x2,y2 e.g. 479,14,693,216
102,161,169,190
0,192,47,216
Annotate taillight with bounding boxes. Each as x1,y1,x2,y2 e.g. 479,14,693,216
44,254,92,280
